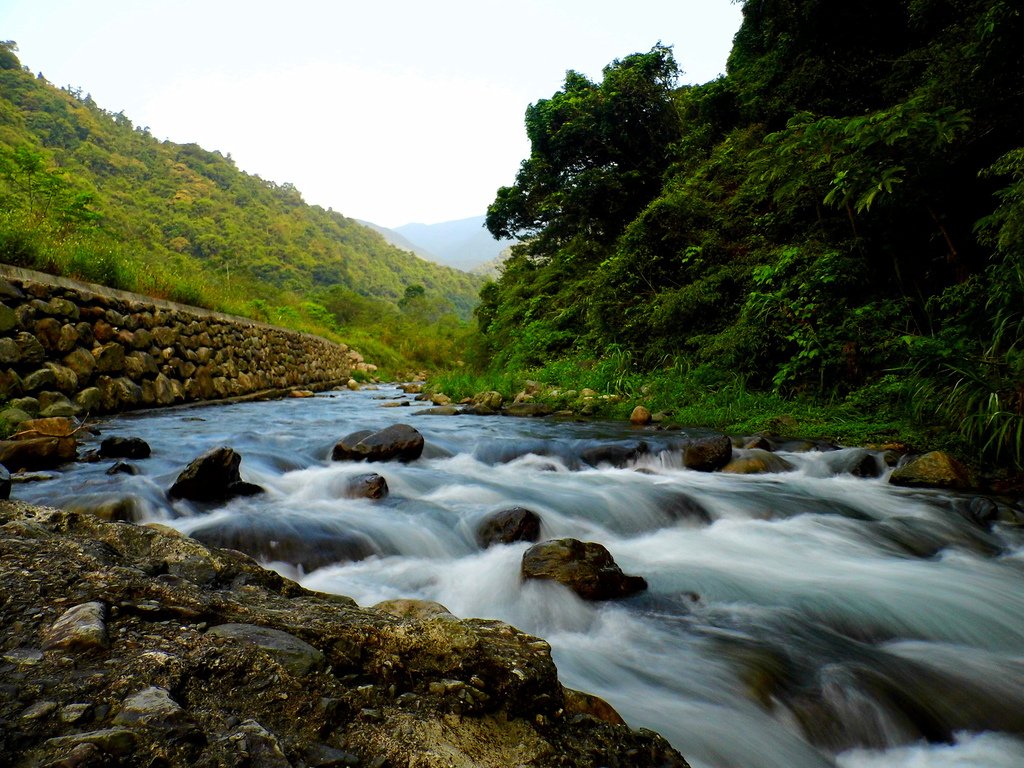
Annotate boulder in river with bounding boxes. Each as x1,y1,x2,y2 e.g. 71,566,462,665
682,434,732,472
580,440,649,468
476,506,542,548
521,538,647,600
504,402,554,418
331,424,424,462
889,451,972,490
168,446,265,502
630,405,652,425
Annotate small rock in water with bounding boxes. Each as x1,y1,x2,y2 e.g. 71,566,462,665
99,436,151,459
343,473,389,500
476,507,542,548
43,601,108,651
521,538,647,600
106,461,138,476
331,424,424,462
722,449,795,475
168,446,265,502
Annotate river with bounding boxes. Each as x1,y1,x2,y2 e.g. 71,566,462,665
16,386,1024,768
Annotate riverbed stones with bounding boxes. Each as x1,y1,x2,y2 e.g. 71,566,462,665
113,686,186,728
476,506,542,548
42,601,108,651
473,390,504,409
331,424,424,462
889,451,972,490
504,402,554,418
521,538,647,600
207,623,325,677
682,433,733,472
168,446,264,501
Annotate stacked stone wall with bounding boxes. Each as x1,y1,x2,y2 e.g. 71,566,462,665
0,265,366,423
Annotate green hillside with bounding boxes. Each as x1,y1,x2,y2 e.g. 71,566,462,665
468,1,1024,468
0,42,482,371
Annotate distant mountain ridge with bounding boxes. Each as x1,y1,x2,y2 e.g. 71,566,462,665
362,216,513,275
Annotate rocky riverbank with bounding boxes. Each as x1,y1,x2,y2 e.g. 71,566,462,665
0,266,373,427
0,500,689,768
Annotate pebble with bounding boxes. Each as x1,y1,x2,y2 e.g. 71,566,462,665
42,601,108,651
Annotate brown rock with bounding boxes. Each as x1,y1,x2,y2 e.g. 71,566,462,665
331,424,424,463
722,449,796,475
521,538,647,600
683,434,733,472
476,507,542,548
630,405,652,425
889,451,972,490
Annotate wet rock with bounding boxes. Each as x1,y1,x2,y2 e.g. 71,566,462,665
0,500,689,768
168,446,265,502
430,392,452,405
889,451,972,490
374,598,455,621
0,406,32,429
106,461,138,476
630,405,652,425
476,506,542,548
0,436,77,470
722,449,796,474
343,472,389,500
521,538,647,600
562,686,627,725
189,515,378,570
683,434,733,472
207,623,325,676
113,686,185,727
42,601,108,651
580,440,649,468
504,402,554,418
331,424,424,462
742,435,774,451
846,449,882,478
420,405,461,416
99,436,152,459
660,492,713,525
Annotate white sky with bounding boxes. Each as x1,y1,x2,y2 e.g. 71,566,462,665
1,1,743,228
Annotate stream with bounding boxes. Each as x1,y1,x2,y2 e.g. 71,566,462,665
16,385,1024,768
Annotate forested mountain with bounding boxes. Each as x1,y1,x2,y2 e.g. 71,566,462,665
478,0,1024,467
0,42,483,327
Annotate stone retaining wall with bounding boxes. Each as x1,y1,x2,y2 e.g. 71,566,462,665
0,265,370,424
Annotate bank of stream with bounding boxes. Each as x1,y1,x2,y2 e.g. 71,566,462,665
12,385,1024,768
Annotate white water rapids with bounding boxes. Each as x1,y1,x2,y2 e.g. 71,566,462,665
18,386,1024,768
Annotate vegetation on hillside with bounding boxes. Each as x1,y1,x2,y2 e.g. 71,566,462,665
0,41,482,374
466,1,1024,469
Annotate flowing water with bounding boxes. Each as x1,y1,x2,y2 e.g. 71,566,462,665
17,386,1024,768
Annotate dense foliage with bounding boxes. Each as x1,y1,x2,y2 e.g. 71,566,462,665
475,1,1024,468
0,42,482,373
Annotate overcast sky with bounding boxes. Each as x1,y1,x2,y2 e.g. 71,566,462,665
1,1,743,228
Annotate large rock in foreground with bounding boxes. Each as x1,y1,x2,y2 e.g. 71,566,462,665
168,446,265,502
521,538,648,600
889,451,973,490
332,423,424,462
0,501,688,768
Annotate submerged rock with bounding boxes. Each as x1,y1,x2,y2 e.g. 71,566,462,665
521,538,648,600
331,424,425,462
168,446,265,502
0,500,688,767
476,506,542,548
